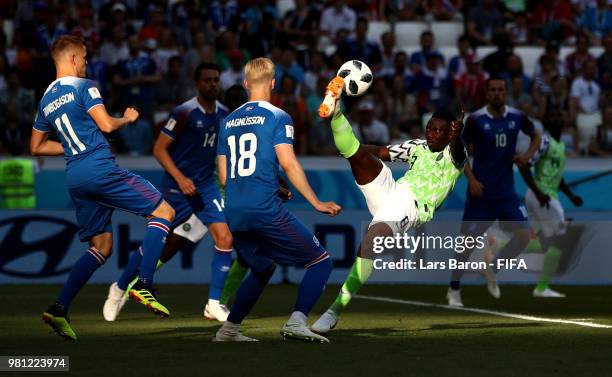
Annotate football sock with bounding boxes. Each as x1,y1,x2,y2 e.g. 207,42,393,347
227,267,275,325
117,247,143,291
56,247,106,310
209,246,232,301
536,246,562,292
221,260,249,305
293,257,333,316
330,113,360,158
139,218,171,288
330,257,373,315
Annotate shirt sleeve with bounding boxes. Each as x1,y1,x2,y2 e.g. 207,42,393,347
217,127,228,156
461,115,477,145
520,114,535,135
160,108,188,140
569,80,580,98
387,139,423,162
81,80,104,112
273,112,295,146
32,106,51,132
529,133,550,165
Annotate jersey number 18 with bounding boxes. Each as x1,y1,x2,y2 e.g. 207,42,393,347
228,133,257,178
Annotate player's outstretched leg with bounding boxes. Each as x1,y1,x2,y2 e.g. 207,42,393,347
312,223,390,334
205,223,234,322
43,243,109,340
103,247,143,321
533,242,565,298
281,257,333,343
214,266,276,342
220,256,249,306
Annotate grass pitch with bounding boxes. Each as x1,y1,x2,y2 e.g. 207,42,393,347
1,284,611,377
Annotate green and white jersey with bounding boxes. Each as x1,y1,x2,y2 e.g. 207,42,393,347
388,139,464,223
531,133,565,198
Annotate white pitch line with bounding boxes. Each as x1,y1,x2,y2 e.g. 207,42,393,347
355,294,612,329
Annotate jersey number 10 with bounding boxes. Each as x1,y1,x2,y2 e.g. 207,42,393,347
228,133,258,178
495,133,507,148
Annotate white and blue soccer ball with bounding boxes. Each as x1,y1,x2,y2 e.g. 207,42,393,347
337,60,373,97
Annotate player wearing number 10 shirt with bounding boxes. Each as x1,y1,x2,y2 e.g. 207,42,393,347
30,36,175,341
214,58,341,343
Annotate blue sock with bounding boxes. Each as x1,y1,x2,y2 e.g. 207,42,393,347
117,247,143,291
139,218,171,287
293,256,333,316
56,247,106,310
450,281,461,290
227,266,275,324
209,246,232,301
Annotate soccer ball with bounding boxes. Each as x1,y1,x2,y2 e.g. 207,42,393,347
337,60,373,97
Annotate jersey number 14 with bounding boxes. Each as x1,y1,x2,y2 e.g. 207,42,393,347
228,133,257,178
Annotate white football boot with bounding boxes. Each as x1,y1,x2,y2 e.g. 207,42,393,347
103,282,127,321
446,288,464,307
533,287,566,298
311,309,339,334
204,299,230,322
214,322,258,342
483,265,501,299
281,312,329,343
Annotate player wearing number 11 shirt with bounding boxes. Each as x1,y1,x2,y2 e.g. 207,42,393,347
214,58,341,343
30,36,175,340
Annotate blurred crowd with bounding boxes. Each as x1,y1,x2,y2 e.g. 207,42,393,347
0,0,612,157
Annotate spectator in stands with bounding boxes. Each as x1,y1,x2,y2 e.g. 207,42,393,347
182,31,208,81
320,0,357,43
71,9,99,48
306,76,337,155
99,2,135,41
570,60,602,154
412,53,450,115
482,31,514,76
378,31,399,78
113,35,160,126
565,34,596,79
506,75,533,109
370,77,390,124
223,84,248,112
156,56,193,111
271,74,309,154
578,0,612,46
0,55,7,92
351,97,390,145
139,6,165,42
533,57,560,117
386,0,422,21
151,27,180,74
85,38,109,98
0,70,35,126
304,51,332,95
387,73,418,138
338,17,382,68
534,41,566,78
215,30,250,71
99,24,129,66
467,0,504,46
549,75,570,110
448,35,472,80
588,105,612,155
278,0,321,49
207,0,240,31
391,51,413,87
0,104,27,156
410,30,445,75
500,54,531,92
422,0,463,21
597,35,612,91
505,11,530,45
238,2,278,57
220,50,245,91
530,0,575,44
275,47,305,88
454,54,487,111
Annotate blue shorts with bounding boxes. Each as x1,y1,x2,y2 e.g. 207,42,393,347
163,183,226,227
229,209,329,274
462,197,529,236
69,168,163,241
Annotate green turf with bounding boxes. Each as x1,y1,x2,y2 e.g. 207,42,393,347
1,284,611,377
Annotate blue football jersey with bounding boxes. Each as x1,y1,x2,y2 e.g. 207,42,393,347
161,98,228,188
218,101,295,225
462,105,535,201
33,76,116,187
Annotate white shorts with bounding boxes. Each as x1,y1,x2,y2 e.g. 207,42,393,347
357,163,419,233
173,213,208,243
525,189,566,238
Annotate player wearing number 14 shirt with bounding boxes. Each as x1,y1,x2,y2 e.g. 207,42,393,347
30,36,175,340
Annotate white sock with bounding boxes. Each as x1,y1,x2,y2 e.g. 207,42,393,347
208,298,220,306
289,311,307,324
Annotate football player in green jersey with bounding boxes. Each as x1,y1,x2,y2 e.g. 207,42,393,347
517,107,583,297
311,77,467,334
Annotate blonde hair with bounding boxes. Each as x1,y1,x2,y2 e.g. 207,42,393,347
244,58,275,86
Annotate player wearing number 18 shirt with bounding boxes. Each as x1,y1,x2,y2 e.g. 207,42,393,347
214,58,341,343
30,36,175,340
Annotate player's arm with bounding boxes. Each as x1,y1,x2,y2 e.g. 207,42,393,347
153,133,196,196
449,110,467,167
559,178,583,207
217,155,227,188
514,116,541,169
518,164,550,208
362,144,391,161
276,144,341,216
88,105,139,133
30,130,64,156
